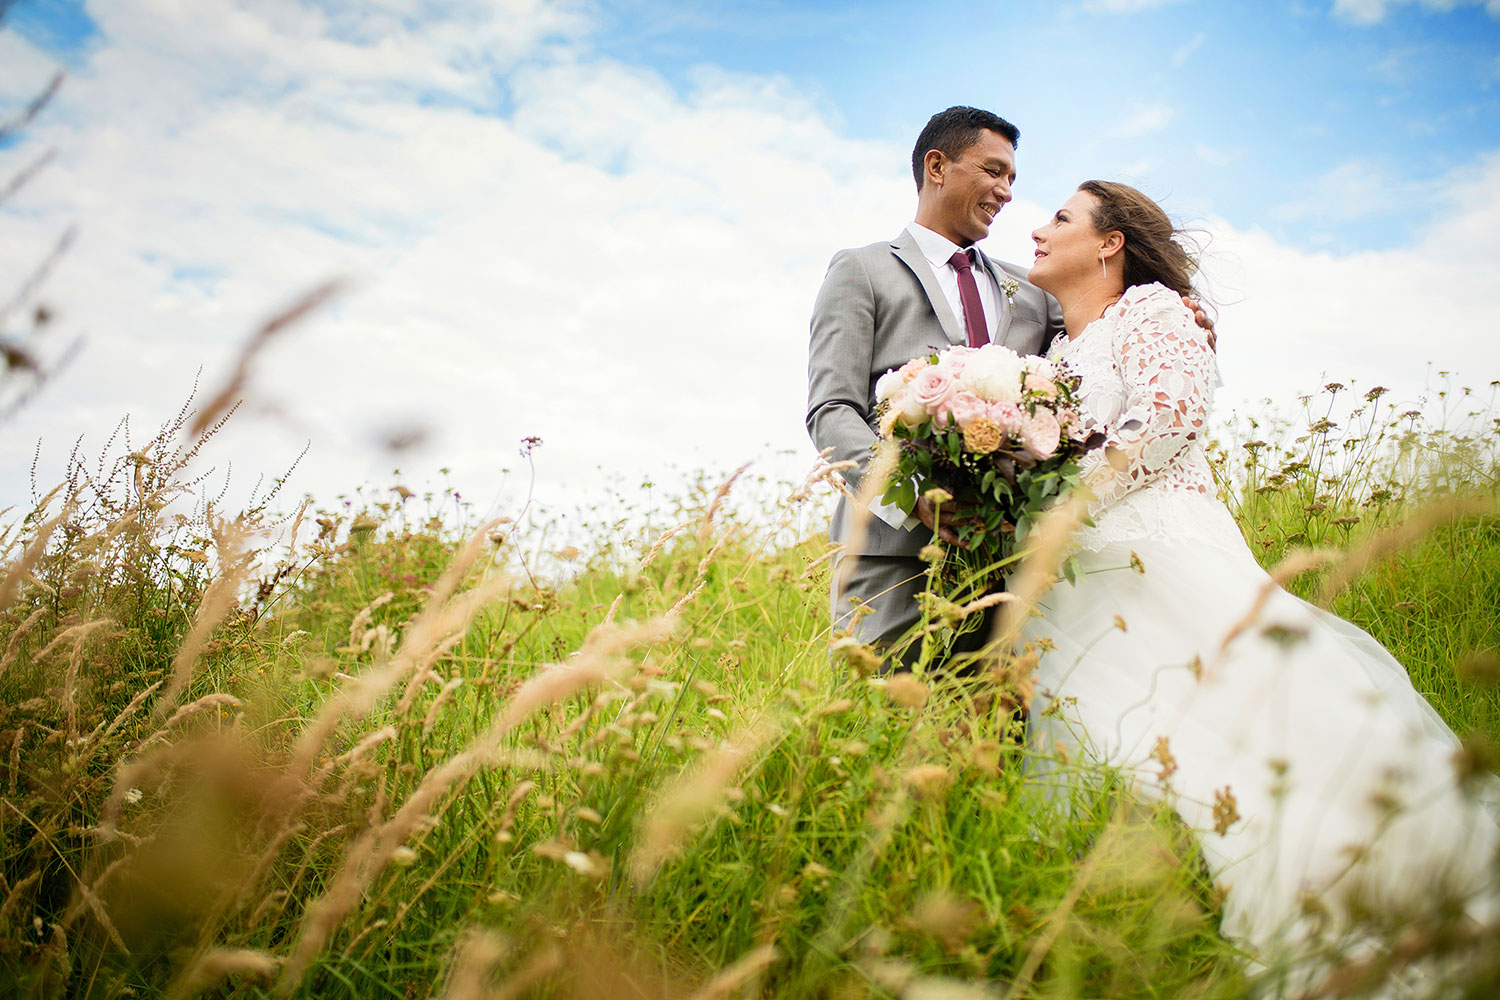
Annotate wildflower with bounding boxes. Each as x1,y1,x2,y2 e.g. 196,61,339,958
1458,650,1500,686
923,487,955,505
918,544,945,565
831,637,881,677
969,740,1002,777
1151,737,1178,781
904,765,952,800
910,892,986,955
1128,551,1144,574
391,846,418,867
884,674,930,709
1212,786,1241,835
1454,733,1500,788
1261,623,1308,649
562,851,608,878
123,787,143,805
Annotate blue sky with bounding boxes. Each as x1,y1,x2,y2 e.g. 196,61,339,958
14,0,1497,250
591,0,1500,252
2,0,1499,518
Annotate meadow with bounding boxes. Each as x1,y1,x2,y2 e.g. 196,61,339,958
1,376,1498,1000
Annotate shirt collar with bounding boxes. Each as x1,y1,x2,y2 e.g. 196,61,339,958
906,221,972,270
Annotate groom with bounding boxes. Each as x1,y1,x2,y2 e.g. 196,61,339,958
806,106,1062,672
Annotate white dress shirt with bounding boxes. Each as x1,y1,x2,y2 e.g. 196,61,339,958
866,222,1010,532
905,221,1003,340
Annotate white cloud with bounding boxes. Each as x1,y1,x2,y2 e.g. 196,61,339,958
1171,31,1208,66
3,0,1498,534
0,32,58,104
0,1,909,519
1332,0,1500,25
1204,150,1500,416
1109,103,1179,138
1271,159,1426,227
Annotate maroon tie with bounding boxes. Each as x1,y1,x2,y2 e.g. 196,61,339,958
948,249,989,348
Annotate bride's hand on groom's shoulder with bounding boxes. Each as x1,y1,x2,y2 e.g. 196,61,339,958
1182,295,1217,351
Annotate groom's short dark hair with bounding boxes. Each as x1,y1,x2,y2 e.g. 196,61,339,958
912,106,1020,191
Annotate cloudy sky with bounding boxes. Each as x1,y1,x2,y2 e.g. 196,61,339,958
2,0,1499,525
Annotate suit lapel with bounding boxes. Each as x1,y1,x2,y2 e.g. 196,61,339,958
890,230,966,347
974,248,1015,348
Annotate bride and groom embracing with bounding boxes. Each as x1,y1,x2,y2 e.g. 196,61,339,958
805,106,1499,990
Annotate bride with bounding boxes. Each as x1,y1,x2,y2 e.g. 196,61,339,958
1017,180,1499,990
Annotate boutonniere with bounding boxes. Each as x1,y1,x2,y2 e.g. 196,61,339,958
999,276,1020,310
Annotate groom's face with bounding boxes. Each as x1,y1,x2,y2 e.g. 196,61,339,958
931,129,1016,246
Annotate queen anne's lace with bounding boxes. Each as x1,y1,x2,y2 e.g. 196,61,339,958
1050,282,1237,552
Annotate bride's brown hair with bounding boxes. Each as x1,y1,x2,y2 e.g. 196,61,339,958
1078,180,1199,300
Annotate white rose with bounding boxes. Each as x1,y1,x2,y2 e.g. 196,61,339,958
1024,356,1057,379
875,369,905,404
897,391,928,426
956,345,1025,403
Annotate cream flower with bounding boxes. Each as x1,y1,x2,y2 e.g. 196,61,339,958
956,344,1025,403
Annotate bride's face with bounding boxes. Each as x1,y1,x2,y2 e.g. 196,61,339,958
1028,190,1106,294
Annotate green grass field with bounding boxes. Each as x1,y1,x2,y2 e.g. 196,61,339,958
2,380,1498,999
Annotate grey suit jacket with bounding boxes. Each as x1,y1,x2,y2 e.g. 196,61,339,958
806,227,1065,557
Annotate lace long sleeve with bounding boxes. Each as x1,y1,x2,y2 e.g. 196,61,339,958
1079,284,1217,510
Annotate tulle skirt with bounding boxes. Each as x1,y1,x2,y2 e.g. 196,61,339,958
1019,499,1499,984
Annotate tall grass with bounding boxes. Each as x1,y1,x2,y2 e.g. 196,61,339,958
1,379,1498,999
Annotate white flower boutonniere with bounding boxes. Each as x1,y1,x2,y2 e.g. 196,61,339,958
999,276,1020,310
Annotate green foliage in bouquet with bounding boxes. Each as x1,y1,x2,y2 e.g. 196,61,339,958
874,344,1105,660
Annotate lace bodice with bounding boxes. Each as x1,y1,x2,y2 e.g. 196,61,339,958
1050,282,1234,551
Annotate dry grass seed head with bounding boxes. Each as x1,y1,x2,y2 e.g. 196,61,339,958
281,617,671,990
165,948,280,1000
0,500,70,612
159,517,254,714
884,674,930,709
630,717,776,886
438,927,511,1000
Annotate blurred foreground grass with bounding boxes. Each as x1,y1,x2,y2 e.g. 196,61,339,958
1,379,1498,999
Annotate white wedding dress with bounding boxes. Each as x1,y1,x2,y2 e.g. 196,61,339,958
1020,282,1499,989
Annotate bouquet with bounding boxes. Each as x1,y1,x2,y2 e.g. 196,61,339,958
875,342,1100,650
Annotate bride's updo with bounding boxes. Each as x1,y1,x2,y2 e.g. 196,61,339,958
1078,180,1198,300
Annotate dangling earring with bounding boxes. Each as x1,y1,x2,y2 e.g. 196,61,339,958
1099,253,1107,278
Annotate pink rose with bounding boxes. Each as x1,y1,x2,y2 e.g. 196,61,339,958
944,389,989,428
910,367,956,416
1024,372,1058,401
934,345,975,376
987,401,1024,436
1020,408,1062,459
897,357,929,379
